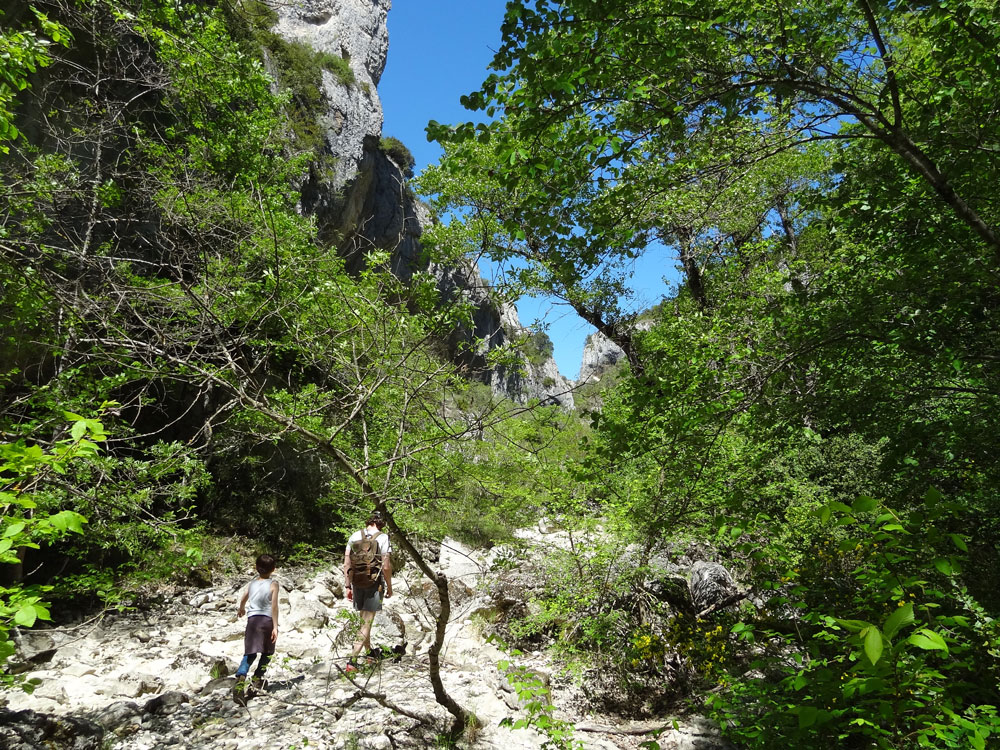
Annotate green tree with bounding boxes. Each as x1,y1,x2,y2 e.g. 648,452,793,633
1,414,98,689
0,5,69,152
2,1,555,734
421,0,1000,744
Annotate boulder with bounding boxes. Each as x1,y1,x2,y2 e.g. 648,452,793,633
371,610,406,651
320,575,345,603
143,690,189,716
689,561,738,613
93,700,142,730
439,537,485,586
9,630,57,674
286,590,331,630
0,708,104,749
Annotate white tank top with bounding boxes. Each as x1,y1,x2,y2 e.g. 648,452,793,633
246,578,275,618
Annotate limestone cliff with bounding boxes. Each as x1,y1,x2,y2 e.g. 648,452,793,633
579,330,627,384
272,0,391,247
489,308,576,409
270,0,571,404
578,318,655,386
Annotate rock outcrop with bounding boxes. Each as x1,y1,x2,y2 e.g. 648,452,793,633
269,0,573,403
274,0,390,189
579,331,626,385
489,307,576,408
689,561,740,613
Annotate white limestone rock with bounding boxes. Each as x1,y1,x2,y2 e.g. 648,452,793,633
272,0,389,189
579,330,626,384
286,589,331,630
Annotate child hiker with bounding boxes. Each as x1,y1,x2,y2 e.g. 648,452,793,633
233,553,279,704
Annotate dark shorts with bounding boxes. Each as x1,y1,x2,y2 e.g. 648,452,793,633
352,584,382,613
244,615,275,655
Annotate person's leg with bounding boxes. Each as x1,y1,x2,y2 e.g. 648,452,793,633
351,610,376,658
252,654,271,679
233,652,258,705
236,653,258,678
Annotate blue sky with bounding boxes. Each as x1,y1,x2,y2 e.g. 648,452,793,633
378,1,676,379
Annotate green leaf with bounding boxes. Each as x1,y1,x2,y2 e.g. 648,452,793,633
883,602,914,639
835,619,873,633
798,706,819,728
864,626,884,665
3,521,26,538
0,491,36,509
47,510,87,534
14,603,37,627
70,420,87,441
947,534,968,552
908,629,949,654
933,558,954,576
852,496,878,513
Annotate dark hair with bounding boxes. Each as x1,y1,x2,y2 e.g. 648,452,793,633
366,512,385,530
255,554,276,576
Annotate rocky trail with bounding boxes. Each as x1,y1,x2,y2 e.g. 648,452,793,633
1,536,731,750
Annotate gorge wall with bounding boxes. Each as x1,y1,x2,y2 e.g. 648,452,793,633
271,0,574,407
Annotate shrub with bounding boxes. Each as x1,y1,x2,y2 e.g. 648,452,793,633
523,329,554,367
317,51,354,87
706,491,1000,749
379,136,416,178
222,1,354,151
490,537,690,715
1,414,101,689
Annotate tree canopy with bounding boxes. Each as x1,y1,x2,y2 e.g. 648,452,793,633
421,0,1000,746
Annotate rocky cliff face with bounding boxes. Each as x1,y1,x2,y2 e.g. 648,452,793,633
489,307,576,409
274,0,392,249
271,0,572,404
274,0,389,188
578,317,656,386
579,331,626,384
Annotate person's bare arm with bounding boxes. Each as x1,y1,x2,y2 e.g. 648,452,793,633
269,581,279,642
344,546,353,599
382,552,393,598
237,587,249,618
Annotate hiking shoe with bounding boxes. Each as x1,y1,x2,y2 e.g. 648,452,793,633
250,676,266,693
232,678,248,706
344,660,359,675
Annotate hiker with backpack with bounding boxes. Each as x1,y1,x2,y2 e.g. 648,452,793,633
343,512,393,672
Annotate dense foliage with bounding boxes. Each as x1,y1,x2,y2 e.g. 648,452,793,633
423,0,1000,747
4,0,1000,746
0,1,553,715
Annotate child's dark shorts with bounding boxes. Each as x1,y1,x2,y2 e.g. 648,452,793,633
244,615,276,655
352,585,382,613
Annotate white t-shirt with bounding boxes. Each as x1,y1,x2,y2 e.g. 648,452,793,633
346,529,391,556
246,578,277,618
